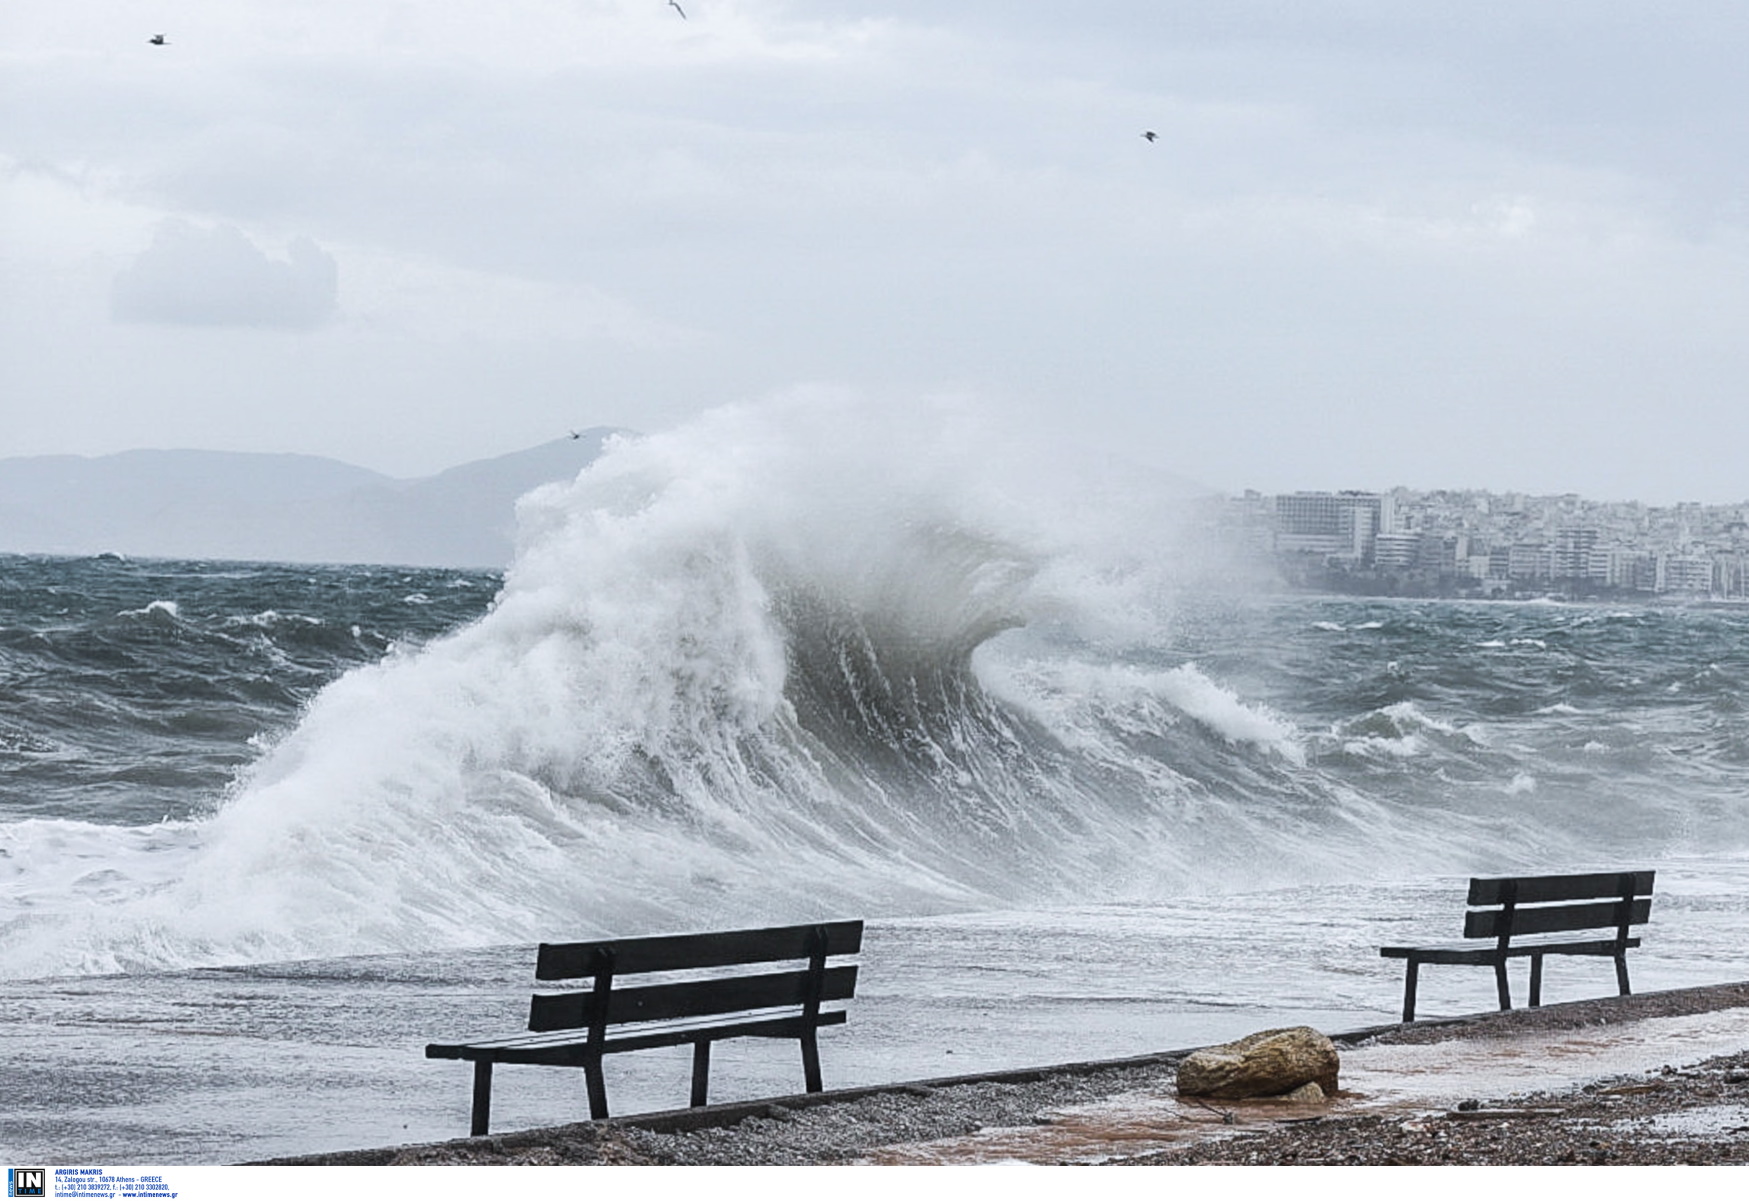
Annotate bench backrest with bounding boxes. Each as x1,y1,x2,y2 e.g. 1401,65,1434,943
1462,871,1653,946
526,920,863,1035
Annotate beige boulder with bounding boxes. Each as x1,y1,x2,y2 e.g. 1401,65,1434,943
1175,1026,1340,1100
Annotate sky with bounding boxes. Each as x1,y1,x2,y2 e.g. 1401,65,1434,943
4,1,1749,503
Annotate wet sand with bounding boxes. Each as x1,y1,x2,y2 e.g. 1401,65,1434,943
261,980,1749,1166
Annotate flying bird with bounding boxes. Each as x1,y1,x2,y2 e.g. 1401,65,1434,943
1141,130,1157,142
669,0,686,17
149,33,167,45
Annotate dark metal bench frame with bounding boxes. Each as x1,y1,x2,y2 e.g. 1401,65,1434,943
1380,870,1653,1022
426,920,862,1135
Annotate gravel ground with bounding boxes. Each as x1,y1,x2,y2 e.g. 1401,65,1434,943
1131,1050,1749,1166
263,981,1749,1167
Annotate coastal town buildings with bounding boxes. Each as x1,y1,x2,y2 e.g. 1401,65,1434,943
1210,488,1749,600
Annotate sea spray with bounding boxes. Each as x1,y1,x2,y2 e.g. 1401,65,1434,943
4,396,1748,978
0,396,1207,972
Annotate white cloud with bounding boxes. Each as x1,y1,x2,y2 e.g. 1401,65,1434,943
110,221,338,329
7,2,1749,497
337,245,707,348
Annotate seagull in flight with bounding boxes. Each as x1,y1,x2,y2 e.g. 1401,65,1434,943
1141,130,1158,143
668,0,686,17
149,33,167,45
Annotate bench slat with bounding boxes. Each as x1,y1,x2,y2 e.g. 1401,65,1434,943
1467,871,1654,906
1463,897,1650,940
428,1010,850,1063
536,920,864,980
528,964,859,1032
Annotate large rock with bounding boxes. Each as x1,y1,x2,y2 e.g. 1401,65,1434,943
1175,1026,1340,1100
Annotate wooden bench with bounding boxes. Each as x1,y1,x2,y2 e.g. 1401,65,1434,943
426,920,863,1135
1380,871,1653,1022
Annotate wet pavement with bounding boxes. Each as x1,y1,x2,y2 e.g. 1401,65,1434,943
5,877,1747,1164
861,1006,1749,1164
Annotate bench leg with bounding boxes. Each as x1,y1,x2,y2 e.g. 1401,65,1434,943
585,1053,609,1121
1616,953,1632,996
1402,960,1419,1023
470,1060,493,1138
1529,952,1544,1008
801,1028,823,1093
691,1040,712,1108
1494,958,1512,1011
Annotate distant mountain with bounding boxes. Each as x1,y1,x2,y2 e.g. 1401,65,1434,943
0,430,626,568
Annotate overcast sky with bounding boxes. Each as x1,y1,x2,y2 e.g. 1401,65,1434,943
4,2,1749,503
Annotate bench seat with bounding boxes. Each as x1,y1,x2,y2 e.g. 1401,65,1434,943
427,1008,849,1063
1380,935,1641,965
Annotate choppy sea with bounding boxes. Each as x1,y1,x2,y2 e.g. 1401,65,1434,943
3,400,1747,1161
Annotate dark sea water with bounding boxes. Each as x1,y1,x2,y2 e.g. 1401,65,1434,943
3,552,1747,979
0,555,496,826
2,401,1747,1160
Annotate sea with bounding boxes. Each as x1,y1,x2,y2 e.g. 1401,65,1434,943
3,401,1748,1162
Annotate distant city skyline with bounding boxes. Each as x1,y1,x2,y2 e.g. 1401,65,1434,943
6,4,1749,503
1221,485,1749,598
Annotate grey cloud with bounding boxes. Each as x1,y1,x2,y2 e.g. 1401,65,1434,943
111,221,338,329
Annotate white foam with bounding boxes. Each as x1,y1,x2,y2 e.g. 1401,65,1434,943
1155,664,1305,763
987,657,1305,764
9,394,1693,980
0,394,1221,975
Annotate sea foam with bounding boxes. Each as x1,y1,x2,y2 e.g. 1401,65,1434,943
4,394,1740,978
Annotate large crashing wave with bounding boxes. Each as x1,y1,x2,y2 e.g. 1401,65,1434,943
0,395,1382,975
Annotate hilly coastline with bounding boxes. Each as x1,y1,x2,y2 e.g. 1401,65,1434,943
0,429,624,568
